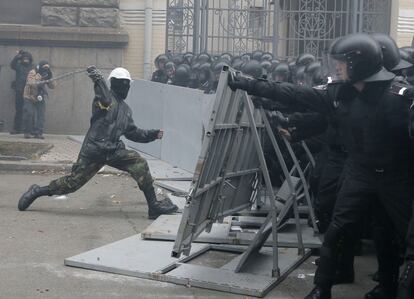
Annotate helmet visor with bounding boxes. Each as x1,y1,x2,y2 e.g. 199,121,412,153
326,53,349,83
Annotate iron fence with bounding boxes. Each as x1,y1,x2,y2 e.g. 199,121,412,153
166,0,391,59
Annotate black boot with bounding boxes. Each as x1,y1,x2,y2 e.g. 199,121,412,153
18,184,51,211
365,284,397,299
397,261,414,299
304,286,331,299
143,186,178,219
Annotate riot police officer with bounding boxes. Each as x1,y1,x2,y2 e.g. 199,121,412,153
228,33,414,299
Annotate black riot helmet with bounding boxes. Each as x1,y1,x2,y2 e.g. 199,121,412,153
241,53,252,63
252,50,264,61
220,52,233,63
261,52,273,62
272,62,290,82
305,61,324,86
197,62,212,84
328,33,394,83
196,52,212,64
155,54,169,70
400,47,414,63
212,60,229,81
212,60,229,75
399,47,414,83
183,52,194,65
242,60,263,78
296,53,316,68
231,56,242,69
173,64,191,87
172,54,184,66
260,60,272,77
371,33,412,72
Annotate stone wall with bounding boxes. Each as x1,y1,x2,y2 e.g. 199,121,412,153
41,0,120,28
0,25,128,134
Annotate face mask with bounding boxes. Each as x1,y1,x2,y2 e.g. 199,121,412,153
111,79,130,100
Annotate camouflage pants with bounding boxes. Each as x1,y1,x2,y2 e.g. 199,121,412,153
48,149,153,195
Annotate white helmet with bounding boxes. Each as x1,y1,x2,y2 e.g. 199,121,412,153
108,67,132,81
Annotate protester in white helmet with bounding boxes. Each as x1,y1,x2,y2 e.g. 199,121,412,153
18,66,178,219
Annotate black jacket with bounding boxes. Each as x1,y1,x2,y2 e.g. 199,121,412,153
10,54,33,91
246,79,413,168
80,79,159,159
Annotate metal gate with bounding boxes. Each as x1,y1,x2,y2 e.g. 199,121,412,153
166,0,391,58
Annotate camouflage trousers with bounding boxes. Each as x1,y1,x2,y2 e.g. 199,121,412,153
48,149,153,195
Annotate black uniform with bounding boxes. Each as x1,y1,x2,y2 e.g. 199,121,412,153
237,78,414,292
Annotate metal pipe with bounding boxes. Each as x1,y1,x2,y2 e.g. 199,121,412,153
144,0,153,80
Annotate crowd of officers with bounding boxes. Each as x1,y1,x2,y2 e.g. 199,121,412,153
10,50,55,139
151,35,414,299
150,49,328,93
226,33,414,299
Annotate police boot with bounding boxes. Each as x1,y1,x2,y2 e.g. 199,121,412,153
397,261,414,299
143,186,178,219
18,184,51,211
365,285,397,299
304,286,331,299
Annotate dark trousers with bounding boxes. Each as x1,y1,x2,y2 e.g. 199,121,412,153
314,150,347,233
48,149,154,195
12,89,24,132
23,99,45,135
315,160,414,287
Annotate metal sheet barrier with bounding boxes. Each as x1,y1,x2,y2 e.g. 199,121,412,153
125,79,215,173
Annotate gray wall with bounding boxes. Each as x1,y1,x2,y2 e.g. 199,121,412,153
0,45,123,134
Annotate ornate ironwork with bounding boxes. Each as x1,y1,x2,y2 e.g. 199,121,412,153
165,0,392,58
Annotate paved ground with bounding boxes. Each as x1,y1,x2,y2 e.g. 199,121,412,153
1,171,378,299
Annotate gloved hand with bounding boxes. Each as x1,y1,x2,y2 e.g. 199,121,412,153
87,65,103,82
228,72,254,92
270,111,290,128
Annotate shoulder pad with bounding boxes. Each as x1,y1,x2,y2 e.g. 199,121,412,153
389,80,410,97
312,84,327,91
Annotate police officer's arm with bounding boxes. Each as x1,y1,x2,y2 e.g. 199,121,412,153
229,76,330,114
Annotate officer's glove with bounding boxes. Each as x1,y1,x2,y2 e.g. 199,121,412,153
228,72,255,92
87,65,103,82
268,111,290,128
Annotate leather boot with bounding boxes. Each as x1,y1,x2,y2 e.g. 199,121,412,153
18,184,51,211
397,261,414,299
304,286,331,299
143,186,178,219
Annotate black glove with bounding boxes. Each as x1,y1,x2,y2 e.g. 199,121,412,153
269,111,290,128
87,65,103,82
228,72,254,92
